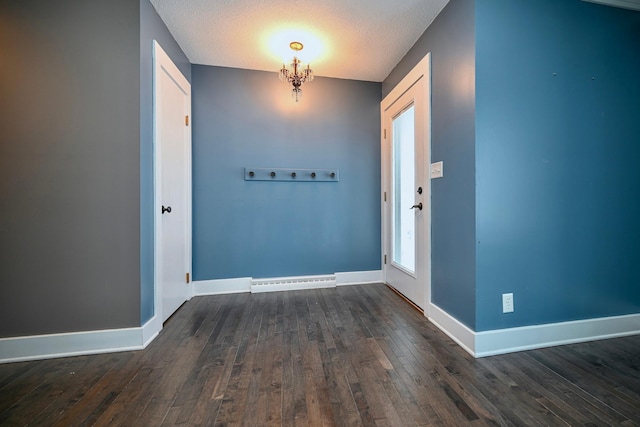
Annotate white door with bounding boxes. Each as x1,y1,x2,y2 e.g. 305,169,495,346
381,54,431,311
153,41,192,323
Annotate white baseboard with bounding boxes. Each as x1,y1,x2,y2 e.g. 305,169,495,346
142,315,162,347
428,303,476,356
335,270,383,286
192,277,252,295
475,312,640,357
427,303,640,358
0,316,162,364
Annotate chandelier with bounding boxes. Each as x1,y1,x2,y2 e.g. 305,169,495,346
278,41,314,102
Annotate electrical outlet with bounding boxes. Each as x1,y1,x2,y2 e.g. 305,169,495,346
502,293,514,313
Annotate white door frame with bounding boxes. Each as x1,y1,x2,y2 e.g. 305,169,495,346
153,40,192,325
381,53,431,317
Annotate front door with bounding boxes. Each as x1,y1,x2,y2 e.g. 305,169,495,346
381,54,431,311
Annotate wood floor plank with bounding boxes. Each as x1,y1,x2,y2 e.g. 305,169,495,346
240,294,271,427
548,344,640,417
2,284,640,426
50,353,142,427
214,296,264,426
88,366,152,426
0,357,71,414
506,351,629,426
0,355,104,425
265,329,284,426
0,361,39,391
314,294,365,426
525,347,639,425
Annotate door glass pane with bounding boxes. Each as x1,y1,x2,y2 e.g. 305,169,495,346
392,105,415,273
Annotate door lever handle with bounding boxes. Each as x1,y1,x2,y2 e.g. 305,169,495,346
410,203,423,210
162,205,172,214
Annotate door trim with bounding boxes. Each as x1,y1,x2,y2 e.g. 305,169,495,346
153,40,192,324
381,53,431,317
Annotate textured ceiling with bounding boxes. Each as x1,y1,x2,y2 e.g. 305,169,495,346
149,0,450,82
581,0,640,11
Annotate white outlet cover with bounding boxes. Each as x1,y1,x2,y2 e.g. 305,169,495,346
502,293,514,313
430,161,443,179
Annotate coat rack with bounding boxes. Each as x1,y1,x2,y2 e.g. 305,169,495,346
244,167,339,182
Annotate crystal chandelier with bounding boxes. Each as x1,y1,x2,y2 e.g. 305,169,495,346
278,41,314,102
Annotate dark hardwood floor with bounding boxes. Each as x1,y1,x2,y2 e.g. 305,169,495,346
1,284,639,426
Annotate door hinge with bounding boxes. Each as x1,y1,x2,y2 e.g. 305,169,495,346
186,272,190,284
185,115,189,126
384,191,387,202
384,129,387,139
384,254,387,264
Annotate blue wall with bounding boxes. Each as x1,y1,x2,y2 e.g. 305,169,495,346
475,0,640,330
383,0,477,329
140,0,191,323
192,66,381,280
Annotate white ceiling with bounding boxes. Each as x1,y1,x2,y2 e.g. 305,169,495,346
149,0,450,82
581,0,640,11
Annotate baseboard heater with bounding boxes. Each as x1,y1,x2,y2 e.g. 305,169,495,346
251,274,337,293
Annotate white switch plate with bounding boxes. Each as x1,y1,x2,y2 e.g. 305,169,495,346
502,293,514,313
430,161,443,179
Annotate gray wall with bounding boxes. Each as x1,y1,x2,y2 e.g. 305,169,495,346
0,0,141,337
139,0,191,323
383,0,477,329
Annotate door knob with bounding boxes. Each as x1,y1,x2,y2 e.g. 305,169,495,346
162,205,172,214
410,203,423,210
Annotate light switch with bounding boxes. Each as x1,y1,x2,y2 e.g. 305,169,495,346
430,161,443,179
